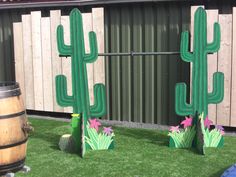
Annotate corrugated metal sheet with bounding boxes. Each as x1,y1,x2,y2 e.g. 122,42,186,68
0,10,21,81
104,2,190,125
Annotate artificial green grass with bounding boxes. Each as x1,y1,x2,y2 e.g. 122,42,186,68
16,118,236,177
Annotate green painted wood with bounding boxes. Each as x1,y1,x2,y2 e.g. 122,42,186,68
180,4,190,102
56,9,106,157
175,7,224,118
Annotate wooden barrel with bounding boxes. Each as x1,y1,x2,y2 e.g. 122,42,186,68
0,82,28,175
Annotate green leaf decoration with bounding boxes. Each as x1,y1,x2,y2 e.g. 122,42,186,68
168,126,196,148
169,112,224,154
85,122,115,150
199,113,224,147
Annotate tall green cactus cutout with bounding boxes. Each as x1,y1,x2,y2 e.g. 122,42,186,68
56,8,106,157
175,7,224,118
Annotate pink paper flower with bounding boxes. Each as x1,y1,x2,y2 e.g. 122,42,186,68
169,126,180,133
204,116,213,129
215,125,225,135
181,117,193,129
103,127,113,136
89,119,101,132
215,125,224,131
220,130,225,135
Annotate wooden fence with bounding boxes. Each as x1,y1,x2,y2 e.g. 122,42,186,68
13,6,236,127
191,6,236,127
13,8,105,113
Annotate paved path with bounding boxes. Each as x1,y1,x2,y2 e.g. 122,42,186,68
28,115,236,136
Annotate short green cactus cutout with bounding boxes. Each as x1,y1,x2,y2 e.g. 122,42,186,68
56,8,106,157
175,7,224,118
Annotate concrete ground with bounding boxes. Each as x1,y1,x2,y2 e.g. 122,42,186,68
28,114,236,136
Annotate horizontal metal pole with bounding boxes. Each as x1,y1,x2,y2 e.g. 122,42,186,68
59,51,180,58
98,51,180,56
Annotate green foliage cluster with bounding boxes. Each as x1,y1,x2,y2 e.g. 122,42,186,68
168,126,196,148
85,122,114,150
199,114,224,147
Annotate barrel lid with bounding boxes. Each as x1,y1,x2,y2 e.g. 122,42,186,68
0,82,21,98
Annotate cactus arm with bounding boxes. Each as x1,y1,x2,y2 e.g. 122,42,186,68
57,25,72,56
175,7,224,119
175,83,194,116
208,72,224,103
90,84,106,117
180,31,194,62
84,32,98,63
56,9,107,157
56,75,75,107
206,23,221,53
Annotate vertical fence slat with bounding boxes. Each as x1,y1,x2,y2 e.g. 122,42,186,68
82,13,94,106
231,7,236,126
92,8,106,117
217,14,232,126
156,5,169,125
104,8,111,120
50,10,63,113
144,5,155,124
0,17,5,81
132,5,143,123
110,8,121,121
92,8,105,85
41,17,54,112
60,16,72,113
2,12,13,81
13,22,25,103
22,14,34,110
31,11,44,111
168,4,181,125
207,10,219,123
121,6,132,122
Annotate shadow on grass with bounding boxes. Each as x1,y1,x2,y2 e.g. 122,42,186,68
118,127,169,147
186,148,201,155
118,127,206,155
209,166,228,177
30,131,61,150
30,130,81,156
